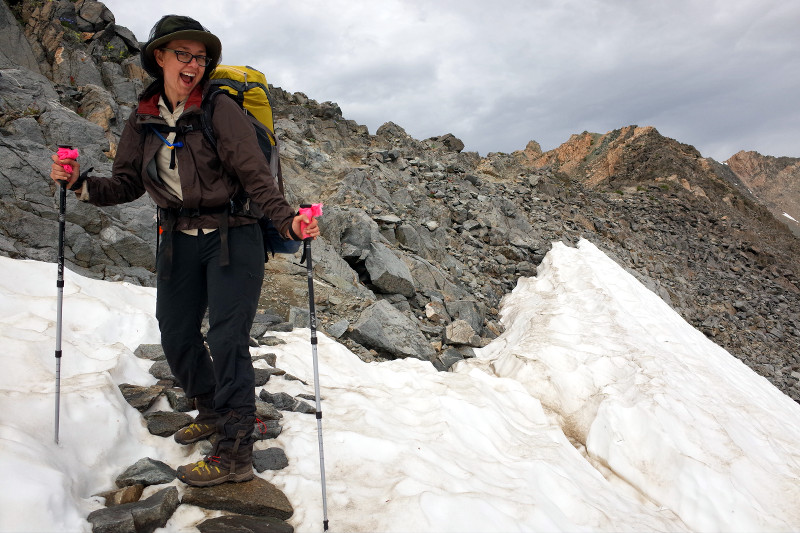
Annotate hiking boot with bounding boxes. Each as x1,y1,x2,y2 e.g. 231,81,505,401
177,410,255,487
176,447,254,487
174,421,217,445
174,392,217,445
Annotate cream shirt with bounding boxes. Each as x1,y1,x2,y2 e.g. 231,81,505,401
155,96,185,202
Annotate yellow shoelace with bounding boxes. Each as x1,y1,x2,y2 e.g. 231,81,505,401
191,456,221,475
185,422,211,435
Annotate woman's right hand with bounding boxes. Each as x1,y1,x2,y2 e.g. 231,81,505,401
50,153,80,190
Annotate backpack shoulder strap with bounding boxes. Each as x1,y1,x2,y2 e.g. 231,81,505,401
200,88,229,154
201,87,286,195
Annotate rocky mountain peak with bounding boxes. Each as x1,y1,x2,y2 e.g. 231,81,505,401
525,125,712,188
725,150,800,237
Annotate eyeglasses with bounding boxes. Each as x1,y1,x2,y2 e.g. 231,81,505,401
161,48,212,67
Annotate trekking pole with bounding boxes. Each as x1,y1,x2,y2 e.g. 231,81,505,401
299,203,328,531
54,146,78,444
54,177,65,445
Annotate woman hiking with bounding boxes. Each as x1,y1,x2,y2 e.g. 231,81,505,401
49,14,320,487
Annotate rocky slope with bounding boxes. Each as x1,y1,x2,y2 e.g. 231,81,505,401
2,1,800,411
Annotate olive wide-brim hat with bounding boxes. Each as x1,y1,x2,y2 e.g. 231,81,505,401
141,15,222,78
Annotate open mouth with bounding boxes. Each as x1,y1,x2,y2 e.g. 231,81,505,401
179,72,196,86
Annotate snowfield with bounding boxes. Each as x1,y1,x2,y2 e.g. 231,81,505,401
1,239,799,532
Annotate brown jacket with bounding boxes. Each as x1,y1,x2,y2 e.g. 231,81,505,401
84,82,295,234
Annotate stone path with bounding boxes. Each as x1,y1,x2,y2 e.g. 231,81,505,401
88,340,316,532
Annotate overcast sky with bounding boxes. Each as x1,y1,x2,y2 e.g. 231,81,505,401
102,0,799,161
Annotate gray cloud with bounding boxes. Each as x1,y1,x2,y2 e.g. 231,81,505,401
104,0,800,160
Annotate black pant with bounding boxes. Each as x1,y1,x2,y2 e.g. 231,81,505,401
156,223,264,424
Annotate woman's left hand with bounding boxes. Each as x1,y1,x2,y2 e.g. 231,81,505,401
291,213,320,240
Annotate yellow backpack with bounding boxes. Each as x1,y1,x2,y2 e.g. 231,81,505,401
211,65,275,136
202,65,300,256
203,65,280,184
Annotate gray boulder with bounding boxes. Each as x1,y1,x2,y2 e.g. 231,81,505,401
443,319,483,347
436,346,477,371
445,300,486,335
365,243,415,297
143,411,192,438
325,207,384,254
182,477,294,520
395,223,421,252
164,388,191,412
341,222,373,261
87,486,179,533
133,345,165,361
405,255,469,302
376,121,414,145
115,458,176,488
255,398,283,421
428,133,465,152
350,300,436,361
259,390,296,411
117,384,163,413
288,306,310,328
75,0,115,32
253,447,290,473
148,360,174,381
310,238,375,300
325,319,349,338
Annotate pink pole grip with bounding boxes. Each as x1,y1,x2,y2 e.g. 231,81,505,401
298,203,323,239
57,147,79,174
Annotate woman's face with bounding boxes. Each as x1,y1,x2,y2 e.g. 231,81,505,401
154,39,208,106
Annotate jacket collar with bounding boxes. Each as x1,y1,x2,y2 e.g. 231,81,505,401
137,83,205,117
